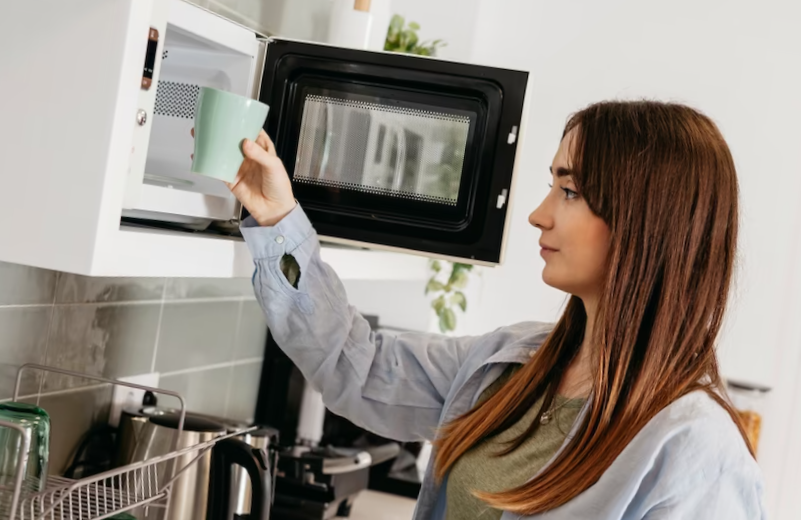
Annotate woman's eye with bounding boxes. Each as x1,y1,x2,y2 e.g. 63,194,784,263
548,183,553,189
562,187,578,200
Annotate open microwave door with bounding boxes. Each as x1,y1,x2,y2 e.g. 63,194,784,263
259,39,528,265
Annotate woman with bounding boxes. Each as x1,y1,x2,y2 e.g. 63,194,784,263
230,101,766,519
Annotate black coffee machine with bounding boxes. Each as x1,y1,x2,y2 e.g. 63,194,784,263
255,316,422,519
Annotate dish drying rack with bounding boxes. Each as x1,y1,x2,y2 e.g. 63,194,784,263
0,364,256,520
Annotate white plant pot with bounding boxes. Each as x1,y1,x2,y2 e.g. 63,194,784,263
328,0,393,51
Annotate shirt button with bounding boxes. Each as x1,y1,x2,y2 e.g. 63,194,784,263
528,350,536,358
275,235,285,244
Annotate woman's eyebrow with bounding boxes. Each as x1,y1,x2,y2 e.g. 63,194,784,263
549,166,576,178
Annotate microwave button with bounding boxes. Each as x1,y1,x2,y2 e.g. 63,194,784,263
507,126,519,145
496,189,509,209
136,109,148,126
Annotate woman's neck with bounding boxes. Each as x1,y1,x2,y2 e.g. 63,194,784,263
558,295,597,399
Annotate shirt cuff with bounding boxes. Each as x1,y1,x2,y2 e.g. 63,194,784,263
240,204,315,260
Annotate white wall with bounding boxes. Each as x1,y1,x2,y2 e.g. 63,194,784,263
462,1,801,518
255,0,480,61
343,279,431,331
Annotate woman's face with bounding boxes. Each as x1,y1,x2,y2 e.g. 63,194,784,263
529,129,612,301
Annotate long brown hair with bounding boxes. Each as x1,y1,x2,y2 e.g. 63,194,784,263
434,101,751,515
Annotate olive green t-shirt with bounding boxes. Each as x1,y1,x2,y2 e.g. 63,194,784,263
445,368,585,520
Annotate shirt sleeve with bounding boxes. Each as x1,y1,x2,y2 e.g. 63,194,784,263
240,205,481,441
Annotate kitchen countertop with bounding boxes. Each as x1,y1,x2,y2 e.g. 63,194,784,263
338,490,418,520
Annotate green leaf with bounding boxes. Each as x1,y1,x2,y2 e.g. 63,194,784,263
430,260,442,273
451,291,467,312
451,271,470,289
389,14,405,31
384,14,448,57
450,270,469,289
432,295,446,314
452,262,473,275
439,307,457,332
426,279,445,295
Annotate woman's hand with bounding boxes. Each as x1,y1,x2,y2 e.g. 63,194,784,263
192,128,296,226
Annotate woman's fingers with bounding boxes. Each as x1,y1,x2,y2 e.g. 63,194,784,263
242,138,281,170
255,130,278,157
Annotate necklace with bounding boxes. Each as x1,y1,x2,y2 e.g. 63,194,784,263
539,397,573,425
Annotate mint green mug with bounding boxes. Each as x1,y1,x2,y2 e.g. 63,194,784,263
191,87,270,183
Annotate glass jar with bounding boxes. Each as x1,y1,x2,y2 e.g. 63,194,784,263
726,379,771,456
0,402,51,493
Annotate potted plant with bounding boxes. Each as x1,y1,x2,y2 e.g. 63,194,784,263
383,15,446,56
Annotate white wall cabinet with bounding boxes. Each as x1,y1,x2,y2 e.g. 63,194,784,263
0,0,428,280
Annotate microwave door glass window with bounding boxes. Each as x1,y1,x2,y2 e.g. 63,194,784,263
294,95,470,206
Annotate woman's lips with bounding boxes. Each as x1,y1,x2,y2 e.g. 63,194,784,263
540,243,558,258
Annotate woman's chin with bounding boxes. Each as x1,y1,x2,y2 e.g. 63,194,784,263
541,268,576,295
541,267,561,290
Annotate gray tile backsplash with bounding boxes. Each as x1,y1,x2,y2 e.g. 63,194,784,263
0,260,268,471
155,301,241,373
226,361,263,423
0,262,58,305
0,307,52,398
160,365,232,418
56,274,165,304
164,277,253,300
43,304,161,391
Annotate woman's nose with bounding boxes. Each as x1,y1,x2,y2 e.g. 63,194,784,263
529,198,553,230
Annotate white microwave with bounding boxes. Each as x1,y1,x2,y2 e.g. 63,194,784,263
0,0,528,277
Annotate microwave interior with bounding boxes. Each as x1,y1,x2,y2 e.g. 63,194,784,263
261,40,527,263
121,18,257,234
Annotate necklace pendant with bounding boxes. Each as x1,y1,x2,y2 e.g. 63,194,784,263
540,412,552,425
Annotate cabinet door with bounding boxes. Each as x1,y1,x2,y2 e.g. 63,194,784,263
123,0,170,210
0,0,160,273
123,0,261,217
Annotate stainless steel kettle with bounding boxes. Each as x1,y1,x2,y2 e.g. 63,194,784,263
130,413,226,520
118,408,273,520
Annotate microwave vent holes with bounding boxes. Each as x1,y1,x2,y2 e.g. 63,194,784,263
305,95,471,125
294,177,458,206
154,81,200,119
162,49,169,60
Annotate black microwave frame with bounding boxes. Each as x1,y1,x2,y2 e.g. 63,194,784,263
259,39,528,264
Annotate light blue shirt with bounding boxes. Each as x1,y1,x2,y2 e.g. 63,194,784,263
241,205,767,520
